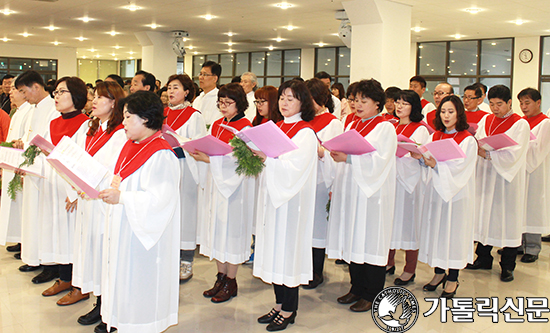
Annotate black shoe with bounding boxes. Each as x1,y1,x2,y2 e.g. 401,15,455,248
500,269,514,282
542,235,550,242
78,301,101,325
94,322,117,333
258,308,280,324
335,259,346,265
303,273,323,289
6,243,21,252
423,274,447,291
394,274,415,286
520,254,538,263
14,252,21,260
19,264,41,272
32,268,59,284
441,281,459,299
465,260,492,270
266,312,296,331
386,266,395,275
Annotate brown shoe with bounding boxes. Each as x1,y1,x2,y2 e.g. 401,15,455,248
350,299,373,312
42,279,72,296
211,277,238,303
337,292,361,304
203,273,226,297
57,287,90,306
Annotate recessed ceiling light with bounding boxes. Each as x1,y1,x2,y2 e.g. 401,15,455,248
114,58,118,61
2,37,9,42
411,27,424,33
114,45,121,49
46,25,59,31
274,2,294,9
111,53,116,56
453,34,463,39
275,37,283,42
20,32,30,37
129,51,134,55
268,45,274,51
95,54,100,58
465,8,483,14
146,23,158,29
511,19,526,25
491,42,497,45
129,56,134,59
201,14,215,20
89,48,96,52
122,4,143,11
77,16,94,23
0,9,16,15
228,49,233,53
52,41,59,45
188,45,194,50
82,56,87,59
77,36,87,41
285,25,296,31
225,32,234,37
193,51,198,55
227,42,233,46
108,30,119,36
315,42,326,47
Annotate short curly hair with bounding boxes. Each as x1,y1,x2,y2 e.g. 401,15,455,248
120,91,165,130
354,79,386,113
218,83,248,115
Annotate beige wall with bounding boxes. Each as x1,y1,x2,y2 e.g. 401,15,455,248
0,43,76,77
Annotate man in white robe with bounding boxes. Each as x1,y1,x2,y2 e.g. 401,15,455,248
410,75,436,116
240,72,257,121
193,61,221,125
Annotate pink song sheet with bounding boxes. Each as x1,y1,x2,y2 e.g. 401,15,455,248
180,135,233,156
322,129,376,155
29,134,55,154
230,121,298,158
477,133,518,151
418,138,466,162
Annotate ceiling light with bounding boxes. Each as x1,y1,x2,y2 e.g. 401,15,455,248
129,51,134,55
47,25,58,31
2,37,9,42
95,54,100,58
114,58,118,61
111,53,116,56
82,56,87,59
194,51,198,55
21,32,30,37
512,19,526,25
275,37,283,42
316,42,326,47
465,8,483,14
114,45,121,49
146,23,158,29
268,45,274,51
77,16,94,23
54,41,61,46
77,36,86,41
201,14,215,20
123,4,143,11
225,32,234,37
227,42,233,46
0,9,16,15
491,42,497,45
418,45,423,49
285,25,296,31
188,45,194,50
228,49,233,53
274,2,294,9
453,34,463,39
109,31,118,36
89,48,96,52
129,56,134,59
411,27,424,33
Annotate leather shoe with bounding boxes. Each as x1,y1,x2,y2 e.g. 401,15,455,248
423,274,447,291
441,281,459,299
6,243,21,252
394,273,415,286
465,260,492,270
32,268,59,284
203,273,226,297
350,299,373,312
266,312,296,331
258,308,280,324
337,292,361,304
520,254,538,263
94,322,117,333
500,269,514,282
19,264,40,272
42,279,72,296
211,277,237,303
78,298,101,325
303,273,323,289
386,266,395,275
57,287,90,306
13,252,21,260
542,235,550,242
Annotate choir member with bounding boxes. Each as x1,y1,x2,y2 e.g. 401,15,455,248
190,83,254,303
413,95,477,298
461,84,490,133
252,86,282,126
304,78,343,289
466,85,530,282
409,75,436,116
327,79,397,313
253,79,318,331
517,88,550,263
331,82,351,121
382,86,401,123
73,82,126,326
39,77,91,306
343,82,360,129
98,91,180,333
387,90,430,285
426,82,454,128
164,74,207,281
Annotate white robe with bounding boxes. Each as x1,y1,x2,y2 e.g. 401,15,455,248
0,102,32,245
244,91,257,122
390,125,430,250
418,135,477,269
326,120,397,266
101,149,180,333
198,124,254,264
524,118,550,234
39,119,90,264
72,124,126,295
253,115,318,287
192,88,220,126
20,97,59,266
474,117,530,247
313,118,343,248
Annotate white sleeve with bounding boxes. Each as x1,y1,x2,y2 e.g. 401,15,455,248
396,126,430,193
318,119,344,188
489,120,530,182
209,154,246,199
526,119,550,173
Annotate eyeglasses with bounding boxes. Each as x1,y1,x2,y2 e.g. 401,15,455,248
199,72,215,77
395,101,411,107
433,91,450,97
462,95,480,100
53,89,71,97
253,99,267,106
217,100,236,108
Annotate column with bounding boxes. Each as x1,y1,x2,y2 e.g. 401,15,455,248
134,31,178,84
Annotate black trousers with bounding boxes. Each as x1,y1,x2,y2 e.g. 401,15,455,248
273,284,299,312
349,262,385,302
434,267,459,281
59,264,73,282
312,248,325,277
475,243,517,271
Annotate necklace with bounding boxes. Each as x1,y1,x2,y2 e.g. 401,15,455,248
116,135,161,176
354,116,378,134
488,113,513,136
86,128,107,153
215,118,230,139
279,121,300,135
166,106,189,128
396,122,411,136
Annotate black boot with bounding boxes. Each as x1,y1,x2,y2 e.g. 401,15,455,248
78,295,101,325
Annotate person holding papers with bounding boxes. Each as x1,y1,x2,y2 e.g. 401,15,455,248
517,88,550,263
73,81,126,326
252,79,317,331
189,83,254,303
39,77,91,306
387,90,429,286
303,78,343,289
164,74,207,281
326,79,397,313
411,95,477,298
466,85,529,282
98,91,180,333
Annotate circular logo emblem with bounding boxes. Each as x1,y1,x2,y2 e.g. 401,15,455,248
371,286,419,332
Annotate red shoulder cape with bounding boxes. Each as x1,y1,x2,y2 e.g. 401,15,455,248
310,112,337,133
433,130,472,145
85,124,124,156
484,113,522,136
50,113,90,145
211,117,252,143
164,106,199,131
465,110,489,124
344,113,360,128
394,122,423,138
523,113,548,130
276,120,314,139
350,116,386,136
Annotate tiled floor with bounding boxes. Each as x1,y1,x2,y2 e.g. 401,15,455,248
1,244,549,332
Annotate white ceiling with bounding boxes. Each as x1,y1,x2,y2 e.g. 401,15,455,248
0,0,549,61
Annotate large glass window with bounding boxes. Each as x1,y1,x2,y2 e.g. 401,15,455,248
0,57,58,81
417,38,513,105
314,47,351,90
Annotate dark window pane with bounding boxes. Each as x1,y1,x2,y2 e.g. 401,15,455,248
10,59,33,71
236,53,249,75
338,48,351,76
480,39,512,76
448,41,478,76
283,50,300,76
418,42,446,76
193,55,205,77
266,51,282,76
219,54,234,77
316,48,336,76
251,52,265,76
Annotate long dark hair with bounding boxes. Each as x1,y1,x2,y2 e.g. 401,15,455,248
306,78,334,113
87,81,125,136
252,86,282,126
397,90,423,122
434,95,469,132
55,76,88,111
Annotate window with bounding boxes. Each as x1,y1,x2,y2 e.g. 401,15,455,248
417,38,513,105
192,49,301,88
314,47,351,90
0,57,58,82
